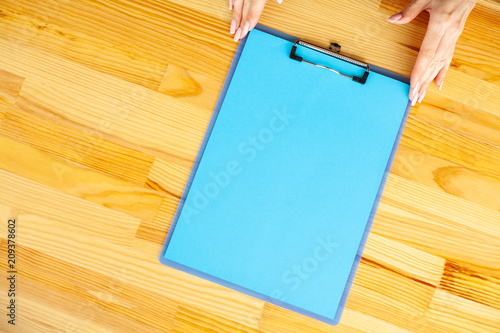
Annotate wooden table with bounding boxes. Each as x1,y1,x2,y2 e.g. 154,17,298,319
0,0,499,332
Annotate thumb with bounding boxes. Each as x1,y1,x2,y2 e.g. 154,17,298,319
388,0,429,24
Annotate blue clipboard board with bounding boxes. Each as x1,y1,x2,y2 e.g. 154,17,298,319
159,25,411,325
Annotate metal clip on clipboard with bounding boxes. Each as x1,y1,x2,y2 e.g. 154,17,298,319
290,40,370,84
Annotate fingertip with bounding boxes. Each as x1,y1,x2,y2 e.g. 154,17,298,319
412,95,418,107
417,85,427,101
418,90,426,103
435,61,450,92
387,13,402,23
234,27,242,42
241,21,250,39
435,76,445,92
410,80,420,101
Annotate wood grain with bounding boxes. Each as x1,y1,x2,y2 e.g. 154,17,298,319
0,240,177,332
440,260,500,310
391,145,500,212
147,157,192,198
374,174,500,268
0,0,499,331
0,171,142,247
0,135,164,222
0,0,237,81
363,233,445,286
402,116,500,180
0,201,266,330
0,36,211,164
425,289,500,333
172,304,261,333
0,69,24,106
0,106,155,186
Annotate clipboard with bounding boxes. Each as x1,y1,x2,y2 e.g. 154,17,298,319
159,24,411,325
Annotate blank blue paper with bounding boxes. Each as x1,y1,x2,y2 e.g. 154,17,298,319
160,27,410,325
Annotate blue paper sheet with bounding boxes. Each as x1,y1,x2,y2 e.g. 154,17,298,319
160,26,410,325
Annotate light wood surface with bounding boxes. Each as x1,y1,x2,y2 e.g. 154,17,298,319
0,0,499,332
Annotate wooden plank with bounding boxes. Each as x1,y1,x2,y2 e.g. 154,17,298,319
339,308,420,333
135,222,171,246
147,157,192,198
172,304,261,333
425,289,500,333
0,106,155,186
0,68,24,105
346,284,452,333
0,36,212,165
446,0,500,86
373,174,500,268
0,204,19,226
259,302,344,333
159,63,224,110
4,202,265,328
413,91,500,148
135,194,179,244
0,274,172,333
0,170,142,247
425,70,500,118
0,103,6,124
401,115,500,180
391,145,500,212
0,0,236,82
355,258,436,315
160,64,203,98
151,193,180,232
0,238,178,332
260,303,414,333
0,134,164,222
439,260,500,311
363,233,445,287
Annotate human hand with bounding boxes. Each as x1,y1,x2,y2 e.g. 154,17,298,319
229,0,283,42
388,0,476,105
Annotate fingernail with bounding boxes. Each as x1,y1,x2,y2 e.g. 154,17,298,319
412,81,420,95
412,96,417,107
229,0,233,10
387,13,402,23
438,82,443,91
411,81,420,100
418,90,426,103
277,0,283,3
242,21,250,38
234,28,241,42
230,19,236,34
